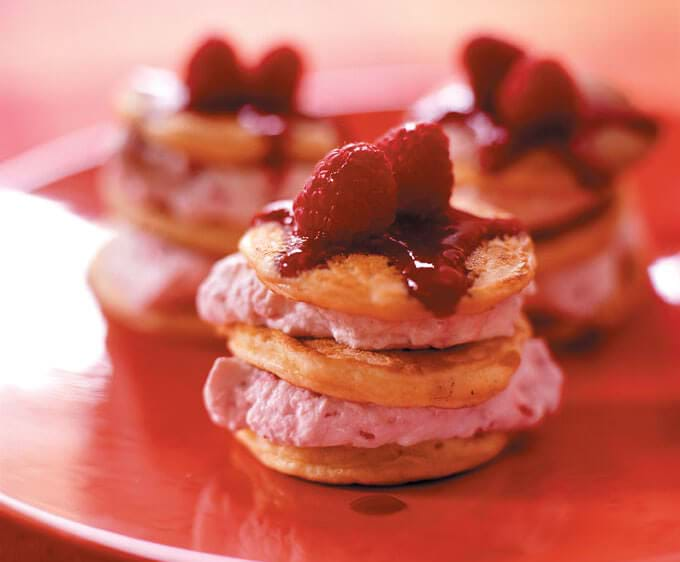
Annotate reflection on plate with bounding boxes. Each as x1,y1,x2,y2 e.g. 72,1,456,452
1,111,680,561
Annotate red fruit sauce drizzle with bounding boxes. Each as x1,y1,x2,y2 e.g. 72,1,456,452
417,85,657,191
234,104,292,169
451,105,654,189
253,202,523,317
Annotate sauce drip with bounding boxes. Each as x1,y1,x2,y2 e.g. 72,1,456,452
350,495,407,516
254,203,523,317
125,105,313,201
235,104,292,169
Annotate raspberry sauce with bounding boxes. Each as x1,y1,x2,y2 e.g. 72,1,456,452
235,104,290,168
457,109,653,189
253,202,523,317
417,87,657,189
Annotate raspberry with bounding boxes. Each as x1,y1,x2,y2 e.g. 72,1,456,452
462,35,525,115
250,46,303,113
496,57,583,132
184,36,244,112
375,122,453,216
293,143,397,242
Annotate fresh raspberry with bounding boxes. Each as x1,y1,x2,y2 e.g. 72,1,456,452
496,57,583,132
184,37,244,112
250,46,303,113
293,143,397,242
462,35,525,115
375,122,453,216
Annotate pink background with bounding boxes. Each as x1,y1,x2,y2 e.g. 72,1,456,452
1,0,679,160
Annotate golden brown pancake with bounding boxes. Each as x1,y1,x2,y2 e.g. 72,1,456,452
223,317,530,409
88,243,216,340
235,429,508,485
102,172,242,256
239,211,535,322
140,112,271,167
532,198,621,273
456,150,607,232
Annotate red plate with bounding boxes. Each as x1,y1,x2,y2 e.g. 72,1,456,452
1,112,680,562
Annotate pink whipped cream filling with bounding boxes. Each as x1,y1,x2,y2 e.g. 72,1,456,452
530,224,633,318
197,254,524,350
108,149,311,226
531,248,620,318
101,229,214,311
204,339,562,448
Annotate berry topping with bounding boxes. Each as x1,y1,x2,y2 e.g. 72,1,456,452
184,37,244,112
462,35,525,114
251,46,303,113
375,122,454,216
496,57,583,133
293,143,397,242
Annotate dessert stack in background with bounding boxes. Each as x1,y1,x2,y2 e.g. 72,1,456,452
411,35,658,343
198,123,563,485
89,36,340,338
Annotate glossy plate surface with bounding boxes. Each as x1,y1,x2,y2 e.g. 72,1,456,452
1,113,680,562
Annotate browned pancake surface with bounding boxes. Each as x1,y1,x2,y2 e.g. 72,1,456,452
239,204,535,321
225,317,531,408
235,429,508,485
